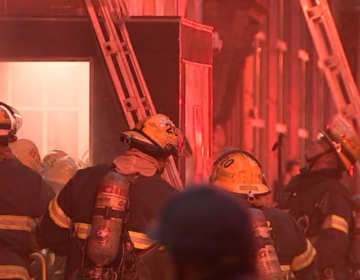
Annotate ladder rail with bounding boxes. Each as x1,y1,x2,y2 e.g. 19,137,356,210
99,0,148,120
319,0,360,106
84,0,184,190
299,0,360,129
106,0,158,115
300,0,360,193
84,0,136,128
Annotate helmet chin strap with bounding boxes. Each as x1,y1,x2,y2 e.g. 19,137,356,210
247,192,263,207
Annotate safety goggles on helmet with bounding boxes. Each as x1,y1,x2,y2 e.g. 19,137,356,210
0,102,23,143
120,114,192,158
210,150,270,197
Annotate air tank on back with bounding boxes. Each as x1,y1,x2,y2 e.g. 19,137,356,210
249,208,284,280
87,171,130,266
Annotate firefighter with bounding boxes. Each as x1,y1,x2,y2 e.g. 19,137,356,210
0,102,55,280
41,156,88,280
39,114,191,280
209,149,318,280
148,185,257,280
283,115,360,280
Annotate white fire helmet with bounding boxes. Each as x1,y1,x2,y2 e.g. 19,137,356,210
42,149,68,170
9,139,42,173
41,156,84,194
0,102,22,143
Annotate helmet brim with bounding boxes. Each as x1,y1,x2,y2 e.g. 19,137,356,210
120,130,153,146
212,179,271,196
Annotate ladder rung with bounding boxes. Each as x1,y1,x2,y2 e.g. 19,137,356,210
104,41,119,55
307,5,323,20
141,97,149,110
124,97,139,112
324,55,339,71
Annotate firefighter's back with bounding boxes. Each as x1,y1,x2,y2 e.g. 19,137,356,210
260,206,317,279
0,157,55,279
42,164,177,280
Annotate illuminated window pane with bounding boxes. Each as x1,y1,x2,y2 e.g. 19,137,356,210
0,61,90,160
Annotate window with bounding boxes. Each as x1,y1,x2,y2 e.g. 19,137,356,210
0,61,90,160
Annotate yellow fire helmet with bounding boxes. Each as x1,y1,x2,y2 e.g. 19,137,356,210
0,102,23,143
210,150,270,197
120,114,192,158
9,139,42,173
42,149,68,170
321,114,360,175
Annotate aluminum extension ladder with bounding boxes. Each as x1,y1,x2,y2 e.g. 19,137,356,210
83,0,184,190
299,0,360,131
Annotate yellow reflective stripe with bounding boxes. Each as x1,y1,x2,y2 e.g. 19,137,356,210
48,196,71,229
129,231,164,250
291,239,316,271
322,215,349,234
0,265,30,280
69,222,163,250
74,223,91,239
0,215,32,232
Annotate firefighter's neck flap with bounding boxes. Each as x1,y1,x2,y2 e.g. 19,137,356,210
120,114,192,159
114,148,160,177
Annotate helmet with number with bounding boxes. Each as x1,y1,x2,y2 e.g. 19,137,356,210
9,139,42,172
0,102,23,143
210,150,270,197
206,147,239,177
120,114,192,158
42,149,68,170
41,156,81,194
305,115,360,175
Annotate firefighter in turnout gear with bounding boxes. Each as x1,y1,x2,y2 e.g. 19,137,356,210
209,150,318,280
283,115,360,280
0,102,55,280
39,114,191,280
41,156,87,280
